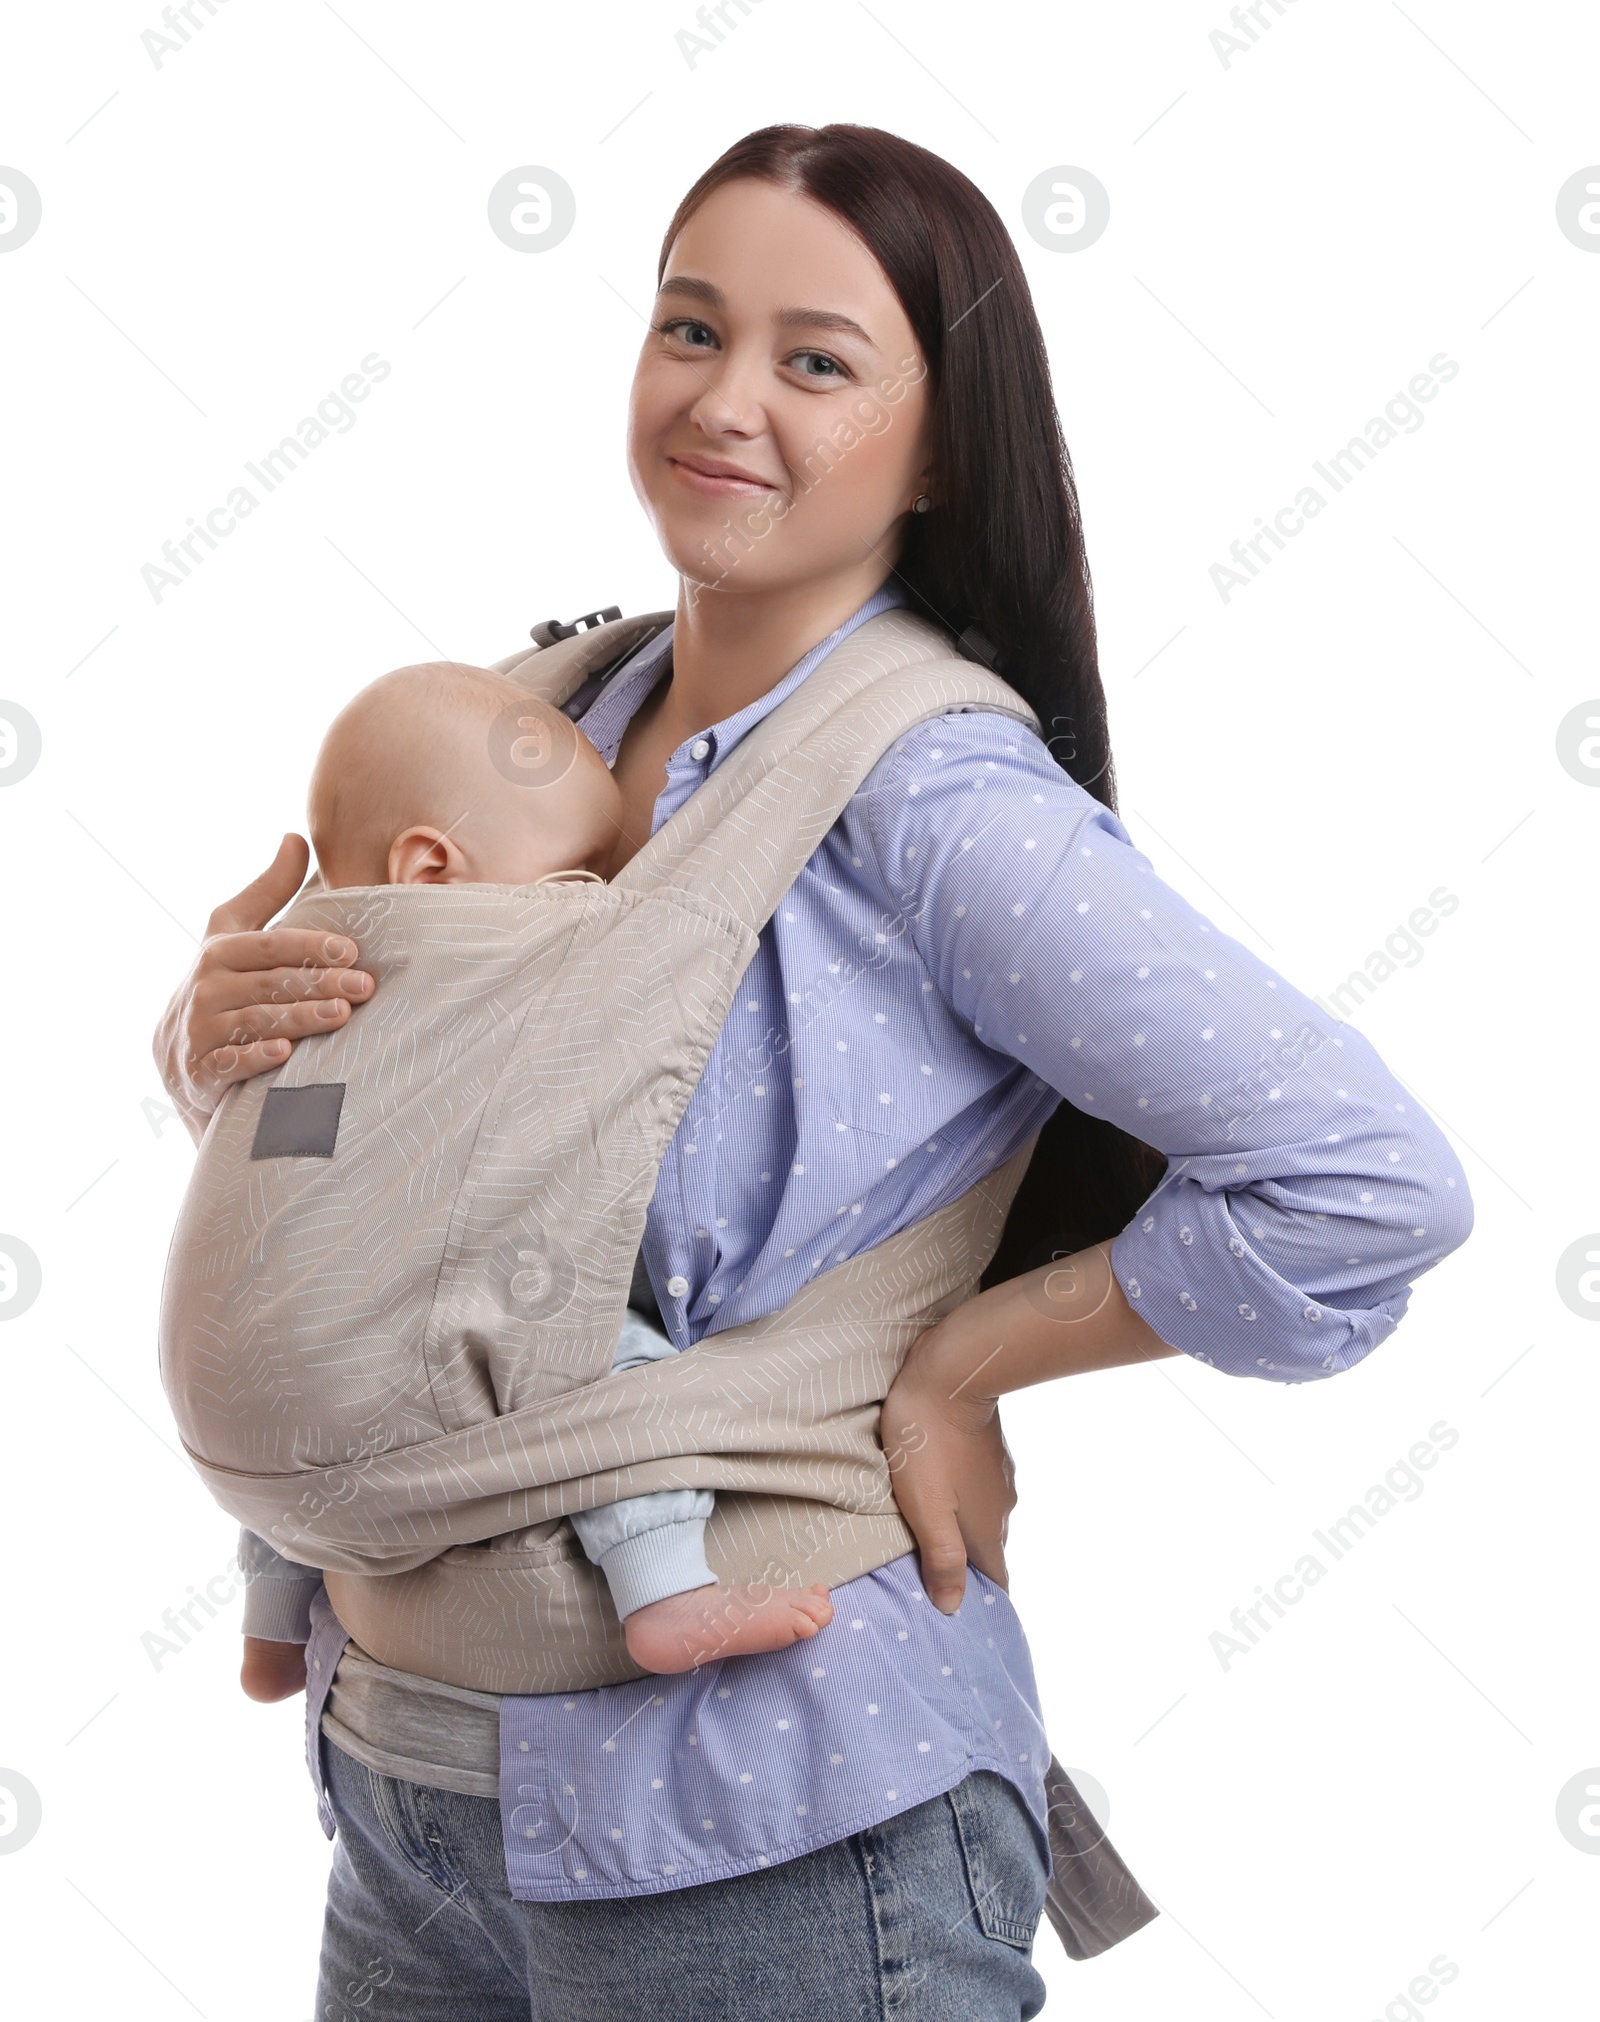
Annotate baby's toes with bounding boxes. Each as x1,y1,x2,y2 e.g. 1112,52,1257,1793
793,1586,834,1630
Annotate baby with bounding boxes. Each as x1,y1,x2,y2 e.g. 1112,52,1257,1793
241,662,832,1699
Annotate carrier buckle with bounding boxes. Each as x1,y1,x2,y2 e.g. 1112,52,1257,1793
955,624,1001,672
530,606,623,647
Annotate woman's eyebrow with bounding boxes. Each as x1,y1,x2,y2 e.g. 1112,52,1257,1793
657,274,877,348
657,274,724,309
774,306,876,347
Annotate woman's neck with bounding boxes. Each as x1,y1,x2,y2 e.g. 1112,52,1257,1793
658,557,899,742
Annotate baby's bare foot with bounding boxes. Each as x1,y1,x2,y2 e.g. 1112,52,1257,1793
624,1583,834,1674
240,1636,308,1702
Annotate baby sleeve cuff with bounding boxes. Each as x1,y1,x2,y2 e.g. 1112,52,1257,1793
598,1518,717,1620
237,1529,324,1642
240,1573,322,1644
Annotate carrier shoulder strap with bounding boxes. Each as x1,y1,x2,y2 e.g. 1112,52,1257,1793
502,605,1040,933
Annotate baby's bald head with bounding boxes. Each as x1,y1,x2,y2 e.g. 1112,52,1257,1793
308,662,623,889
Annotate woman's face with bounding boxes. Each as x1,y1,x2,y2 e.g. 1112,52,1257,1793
628,177,932,600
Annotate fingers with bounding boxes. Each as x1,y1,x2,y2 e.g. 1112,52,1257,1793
194,961,372,1025
963,1530,1011,1593
187,951,374,1090
919,1534,971,1616
221,927,364,972
190,1024,339,1099
899,1487,970,1615
961,1425,1015,1592
176,841,370,1110
199,931,369,989
883,1379,970,1613
188,992,364,1087
206,834,312,939
192,1037,294,1097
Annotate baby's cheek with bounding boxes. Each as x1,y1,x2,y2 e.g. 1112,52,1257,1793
565,760,625,843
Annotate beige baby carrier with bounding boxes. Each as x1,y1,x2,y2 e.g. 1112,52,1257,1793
159,603,1157,1958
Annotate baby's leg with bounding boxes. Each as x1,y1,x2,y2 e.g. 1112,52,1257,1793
568,1489,834,1674
237,1527,321,1699
578,1309,834,1671
623,1580,833,1675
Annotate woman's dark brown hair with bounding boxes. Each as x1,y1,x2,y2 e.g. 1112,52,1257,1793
658,123,1166,1280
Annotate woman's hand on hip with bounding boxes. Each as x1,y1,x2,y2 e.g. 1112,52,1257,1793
881,1321,1016,1616
159,834,375,1117
881,1250,1177,1615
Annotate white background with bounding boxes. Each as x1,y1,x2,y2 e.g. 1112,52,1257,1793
1,1,1595,2016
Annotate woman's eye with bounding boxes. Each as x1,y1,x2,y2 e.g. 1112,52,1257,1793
653,322,848,380
658,318,717,349
790,349,847,381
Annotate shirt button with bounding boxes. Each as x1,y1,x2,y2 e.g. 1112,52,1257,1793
666,1275,690,1298
689,738,710,761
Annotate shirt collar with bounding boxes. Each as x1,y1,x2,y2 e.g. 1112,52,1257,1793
576,578,910,776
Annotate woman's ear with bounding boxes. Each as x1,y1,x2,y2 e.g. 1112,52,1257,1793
387,826,469,886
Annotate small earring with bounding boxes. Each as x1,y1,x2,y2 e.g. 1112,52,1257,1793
911,493,932,514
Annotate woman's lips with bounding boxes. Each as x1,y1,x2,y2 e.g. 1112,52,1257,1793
667,455,777,499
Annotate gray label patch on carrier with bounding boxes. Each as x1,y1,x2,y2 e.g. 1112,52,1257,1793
251,1083,346,1159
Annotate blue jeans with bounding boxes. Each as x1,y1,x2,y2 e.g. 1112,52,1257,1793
315,1737,1049,2020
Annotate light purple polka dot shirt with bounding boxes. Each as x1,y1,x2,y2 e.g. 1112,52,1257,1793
300,581,1472,1896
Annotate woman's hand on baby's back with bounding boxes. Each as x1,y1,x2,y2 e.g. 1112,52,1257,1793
168,834,374,1112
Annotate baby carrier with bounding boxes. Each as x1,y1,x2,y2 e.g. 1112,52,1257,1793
158,603,1158,1959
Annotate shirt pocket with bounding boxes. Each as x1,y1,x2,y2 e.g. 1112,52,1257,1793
946,1769,1048,1950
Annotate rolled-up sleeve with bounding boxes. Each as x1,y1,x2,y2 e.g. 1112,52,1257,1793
866,714,1474,1382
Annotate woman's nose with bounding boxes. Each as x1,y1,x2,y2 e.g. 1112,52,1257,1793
686,346,767,439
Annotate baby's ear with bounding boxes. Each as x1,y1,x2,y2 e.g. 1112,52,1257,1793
387,827,466,886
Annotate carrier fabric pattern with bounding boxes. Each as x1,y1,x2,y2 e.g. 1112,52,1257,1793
162,878,753,1474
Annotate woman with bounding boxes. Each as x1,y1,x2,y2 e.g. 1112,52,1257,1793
156,125,1472,2018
